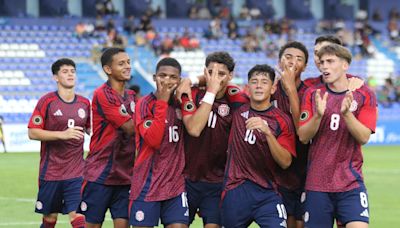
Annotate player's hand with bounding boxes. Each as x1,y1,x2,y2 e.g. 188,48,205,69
176,78,192,103
341,91,354,115
246,117,272,136
315,89,328,117
205,65,226,94
62,126,85,140
276,64,296,92
347,77,364,92
156,76,177,102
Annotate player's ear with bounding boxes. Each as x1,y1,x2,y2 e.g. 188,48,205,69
228,71,234,81
52,74,59,83
153,74,156,82
271,79,277,95
103,65,112,75
342,60,349,71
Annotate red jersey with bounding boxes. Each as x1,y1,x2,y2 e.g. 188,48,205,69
130,94,185,202
84,82,136,185
300,84,377,192
28,92,90,181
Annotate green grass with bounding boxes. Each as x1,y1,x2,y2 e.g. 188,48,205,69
0,146,399,227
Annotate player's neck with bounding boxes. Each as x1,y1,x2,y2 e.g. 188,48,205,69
57,88,75,102
328,74,349,92
108,79,125,96
250,100,272,111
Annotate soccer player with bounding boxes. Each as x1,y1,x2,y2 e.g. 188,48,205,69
129,57,188,228
180,52,247,228
0,115,6,153
222,64,296,227
298,44,377,228
28,58,90,228
273,41,309,228
79,48,136,228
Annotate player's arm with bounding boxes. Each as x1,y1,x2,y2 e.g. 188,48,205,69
341,91,377,144
120,119,135,135
298,89,328,144
182,66,224,137
246,117,295,169
176,74,207,103
28,127,85,141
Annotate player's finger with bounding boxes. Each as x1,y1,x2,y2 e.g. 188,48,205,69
315,89,321,101
322,92,328,101
73,126,84,131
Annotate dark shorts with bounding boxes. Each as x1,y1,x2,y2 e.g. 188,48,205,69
278,186,305,220
78,181,130,224
185,179,222,225
304,185,369,227
129,192,189,227
222,181,287,228
35,177,82,215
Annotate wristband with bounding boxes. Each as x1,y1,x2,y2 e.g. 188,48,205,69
201,91,216,105
189,76,199,87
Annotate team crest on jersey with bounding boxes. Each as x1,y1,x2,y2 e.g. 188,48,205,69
35,201,43,210
184,101,195,112
135,210,145,222
119,104,128,116
228,87,240,96
78,108,86,119
144,120,152,128
218,104,230,117
130,101,135,113
175,108,182,120
300,111,309,121
32,115,43,125
80,201,87,211
349,100,358,112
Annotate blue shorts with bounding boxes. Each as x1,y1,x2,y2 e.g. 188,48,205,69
129,192,189,226
185,179,222,225
222,181,287,228
278,186,305,220
304,186,370,227
78,181,130,224
35,177,83,215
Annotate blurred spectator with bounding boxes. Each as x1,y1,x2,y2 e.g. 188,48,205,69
75,21,94,38
209,17,223,39
188,6,198,19
239,4,250,20
95,0,118,16
94,15,106,31
227,17,239,39
389,8,400,20
106,18,116,31
105,28,127,49
124,15,137,35
388,19,399,41
242,31,260,52
138,15,153,32
372,8,383,21
198,6,212,19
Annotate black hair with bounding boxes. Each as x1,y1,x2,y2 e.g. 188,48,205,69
101,47,126,67
156,57,182,74
205,51,235,72
51,58,76,75
315,35,342,45
278,41,309,64
248,64,275,82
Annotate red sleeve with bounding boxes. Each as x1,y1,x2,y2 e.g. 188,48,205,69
276,114,296,157
225,85,249,108
358,88,377,133
84,99,91,130
299,88,314,127
181,88,198,117
97,89,131,128
28,96,50,129
135,98,168,149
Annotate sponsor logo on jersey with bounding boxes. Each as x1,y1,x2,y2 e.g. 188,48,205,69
300,111,309,121
119,104,128,116
218,104,230,117
241,111,249,119
53,109,63,116
349,100,358,112
130,101,135,113
135,210,145,222
144,120,152,128
32,115,43,125
35,201,43,210
78,108,86,119
184,101,195,112
175,108,182,120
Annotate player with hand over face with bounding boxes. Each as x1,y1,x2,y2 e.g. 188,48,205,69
28,58,90,228
298,44,377,228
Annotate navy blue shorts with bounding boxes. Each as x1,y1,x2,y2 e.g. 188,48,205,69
304,186,370,227
129,192,189,227
35,177,82,215
278,186,305,221
78,181,130,224
185,179,222,225
222,181,287,228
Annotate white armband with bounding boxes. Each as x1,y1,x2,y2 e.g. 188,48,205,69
201,91,216,105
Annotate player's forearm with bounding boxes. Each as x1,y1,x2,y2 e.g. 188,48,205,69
286,89,300,131
28,128,64,141
183,104,213,137
265,134,292,169
342,112,372,145
298,115,322,144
